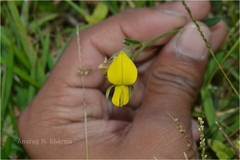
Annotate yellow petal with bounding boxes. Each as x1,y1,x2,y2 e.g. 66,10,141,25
107,51,137,85
112,85,129,107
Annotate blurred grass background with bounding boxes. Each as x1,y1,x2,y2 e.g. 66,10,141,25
1,0,239,159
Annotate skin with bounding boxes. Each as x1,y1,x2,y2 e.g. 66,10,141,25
18,1,227,159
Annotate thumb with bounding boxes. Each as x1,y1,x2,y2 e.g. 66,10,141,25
125,22,211,158
144,21,211,112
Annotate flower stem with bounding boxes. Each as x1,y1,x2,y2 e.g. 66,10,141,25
132,28,180,61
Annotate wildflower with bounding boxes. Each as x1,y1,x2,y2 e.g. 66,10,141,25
106,51,138,107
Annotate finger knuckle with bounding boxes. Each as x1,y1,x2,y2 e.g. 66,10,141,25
148,66,199,100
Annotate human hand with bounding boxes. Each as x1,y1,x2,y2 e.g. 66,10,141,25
18,1,227,159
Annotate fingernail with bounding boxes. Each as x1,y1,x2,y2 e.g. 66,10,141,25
191,119,199,130
191,119,200,141
176,23,211,59
159,9,186,17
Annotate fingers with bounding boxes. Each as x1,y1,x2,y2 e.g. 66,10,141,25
46,8,187,91
127,20,227,108
210,20,228,50
123,21,227,158
158,1,210,20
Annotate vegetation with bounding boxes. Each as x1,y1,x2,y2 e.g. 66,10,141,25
1,1,239,159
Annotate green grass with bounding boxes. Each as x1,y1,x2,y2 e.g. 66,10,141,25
1,1,239,159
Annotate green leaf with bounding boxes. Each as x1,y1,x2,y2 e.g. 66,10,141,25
8,1,36,63
28,13,58,31
9,103,17,132
147,0,155,7
41,33,50,71
14,47,31,70
85,2,108,24
233,139,240,151
15,86,28,111
65,0,87,17
47,53,54,70
0,57,41,88
36,62,46,85
1,136,12,159
106,85,115,100
134,1,147,7
202,50,224,85
1,33,31,70
201,17,221,27
200,86,222,140
104,1,119,14
1,31,11,45
15,67,40,88
92,2,108,20
123,38,141,46
37,1,56,13
2,44,14,119
12,142,24,152
201,86,216,126
208,139,235,159
210,1,223,14
21,0,29,27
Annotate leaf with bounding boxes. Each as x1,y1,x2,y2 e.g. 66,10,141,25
0,57,41,88
8,1,36,63
233,139,240,151
85,2,108,24
65,0,86,16
28,13,58,31
201,17,221,27
41,33,50,71
15,67,40,88
200,86,222,140
15,86,28,111
37,62,46,85
21,0,29,27
103,1,119,14
123,38,141,46
2,44,14,118
1,33,31,70
201,87,216,125
14,47,31,70
106,85,115,100
208,139,235,159
1,136,12,159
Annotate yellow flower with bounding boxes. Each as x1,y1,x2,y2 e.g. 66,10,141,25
112,85,129,106
107,51,138,107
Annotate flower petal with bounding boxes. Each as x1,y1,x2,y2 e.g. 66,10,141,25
107,51,137,85
112,85,129,107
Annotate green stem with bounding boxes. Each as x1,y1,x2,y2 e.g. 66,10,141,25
132,28,180,61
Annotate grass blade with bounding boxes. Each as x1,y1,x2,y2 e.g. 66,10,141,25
29,13,59,32
1,33,31,70
200,86,222,140
103,1,119,14
65,0,87,17
1,44,14,119
7,1,35,62
1,136,12,159
0,57,41,88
